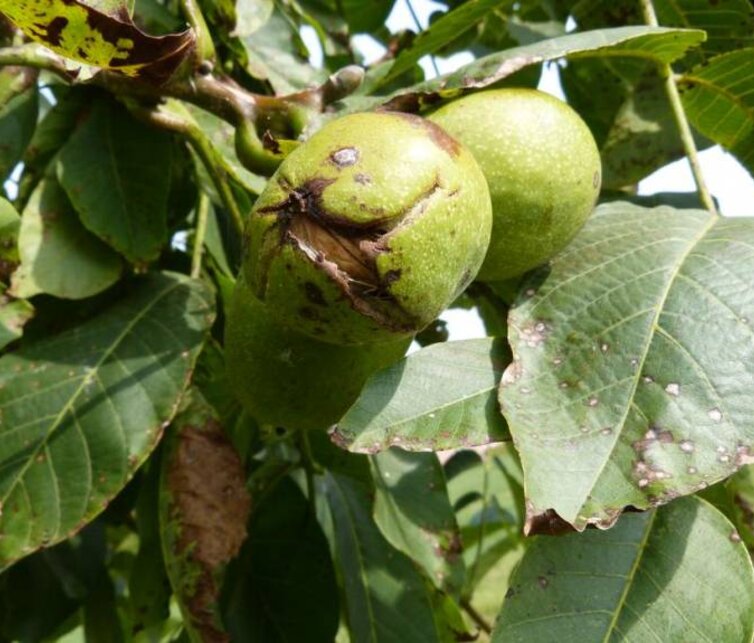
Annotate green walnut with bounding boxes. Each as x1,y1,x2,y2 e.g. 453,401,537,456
225,279,411,431
430,88,601,281
242,111,492,345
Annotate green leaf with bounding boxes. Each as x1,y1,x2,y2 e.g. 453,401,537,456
655,0,754,61
241,9,327,94
160,391,250,643
493,496,754,642
10,178,123,299
445,446,525,597
728,464,754,550
235,0,274,37
371,449,465,595
0,196,20,272
17,87,89,209
382,0,502,83
342,26,705,113
333,338,510,454
0,65,38,185
223,477,339,643
128,458,170,631
0,523,107,640
0,272,214,570
0,0,194,82
323,472,454,643
500,202,754,531
599,70,711,189
339,0,395,33
57,99,174,264
680,49,754,179
180,102,266,197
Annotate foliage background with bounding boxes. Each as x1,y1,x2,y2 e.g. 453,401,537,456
1,0,754,642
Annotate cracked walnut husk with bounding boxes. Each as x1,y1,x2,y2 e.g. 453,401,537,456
242,111,492,345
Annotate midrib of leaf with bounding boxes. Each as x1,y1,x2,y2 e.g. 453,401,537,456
328,475,378,643
567,215,716,522
602,511,656,642
104,115,134,248
0,278,183,506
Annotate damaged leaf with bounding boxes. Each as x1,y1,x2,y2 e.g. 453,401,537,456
339,26,705,113
0,0,194,82
0,285,34,350
0,272,214,571
500,202,754,531
335,338,510,453
494,496,754,642
160,392,250,643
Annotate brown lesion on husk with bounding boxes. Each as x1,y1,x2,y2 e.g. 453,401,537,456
166,420,251,643
255,174,444,332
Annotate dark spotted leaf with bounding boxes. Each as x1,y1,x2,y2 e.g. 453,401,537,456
494,497,754,642
371,449,465,595
0,272,214,571
57,99,174,264
333,338,510,454
10,177,123,299
160,391,250,643
680,49,754,179
0,0,194,82
340,26,705,113
500,202,754,531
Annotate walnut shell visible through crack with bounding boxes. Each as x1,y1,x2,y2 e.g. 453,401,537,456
242,111,492,345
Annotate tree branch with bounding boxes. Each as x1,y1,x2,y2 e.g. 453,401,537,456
130,103,246,235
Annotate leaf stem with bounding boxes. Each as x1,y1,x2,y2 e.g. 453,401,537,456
460,599,492,635
191,191,210,278
179,0,216,63
639,0,718,216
